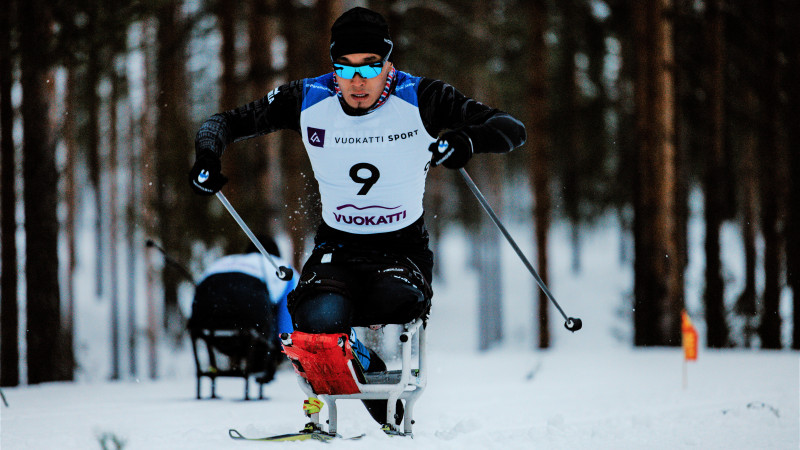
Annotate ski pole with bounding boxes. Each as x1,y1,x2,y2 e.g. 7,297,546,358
458,168,582,332
145,239,196,285
215,191,293,281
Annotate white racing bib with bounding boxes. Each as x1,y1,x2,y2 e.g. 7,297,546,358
299,72,436,234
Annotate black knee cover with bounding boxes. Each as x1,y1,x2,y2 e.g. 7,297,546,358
366,275,430,325
291,292,353,334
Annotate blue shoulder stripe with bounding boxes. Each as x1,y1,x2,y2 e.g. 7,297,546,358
301,73,336,111
392,71,421,107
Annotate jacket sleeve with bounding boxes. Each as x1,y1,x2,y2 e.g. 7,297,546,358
195,80,305,158
417,78,526,154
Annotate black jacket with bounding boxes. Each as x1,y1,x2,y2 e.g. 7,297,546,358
195,74,526,158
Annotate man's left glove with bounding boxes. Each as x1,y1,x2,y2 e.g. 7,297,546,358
189,153,228,195
429,129,473,169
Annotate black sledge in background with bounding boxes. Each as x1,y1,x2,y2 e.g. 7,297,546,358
147,238,284,400
189,272,282,401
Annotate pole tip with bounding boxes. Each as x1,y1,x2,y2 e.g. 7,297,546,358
564,317,582,332
277,266,293,281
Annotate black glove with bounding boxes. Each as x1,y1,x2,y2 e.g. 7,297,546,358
429,129,473,169
189,153,228,195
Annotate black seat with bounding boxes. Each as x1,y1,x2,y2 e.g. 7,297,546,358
190,326,278,400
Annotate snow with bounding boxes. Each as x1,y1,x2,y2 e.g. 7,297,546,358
2,218,799,449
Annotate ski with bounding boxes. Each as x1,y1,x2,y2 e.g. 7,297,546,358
228,428,365,442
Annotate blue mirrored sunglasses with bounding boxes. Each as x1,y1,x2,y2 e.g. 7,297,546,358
331,39,393,80
333,61,385,79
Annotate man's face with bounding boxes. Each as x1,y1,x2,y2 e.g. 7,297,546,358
333,53,391,111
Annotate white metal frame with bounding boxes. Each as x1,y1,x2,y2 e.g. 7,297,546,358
291,319,427,436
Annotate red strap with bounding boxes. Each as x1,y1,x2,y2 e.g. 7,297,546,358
282,332,361,395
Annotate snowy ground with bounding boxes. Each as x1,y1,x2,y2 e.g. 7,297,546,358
2,218,799,449
2,347,797,449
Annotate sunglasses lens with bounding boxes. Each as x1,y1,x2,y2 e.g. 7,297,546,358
360,64,382,78
333,65,353,78
334,63,383,79
335,65,355,78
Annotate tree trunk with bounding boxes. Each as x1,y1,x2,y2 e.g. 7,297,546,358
141,18,160,378
279,1,317,269
671,0,690,309
218,1,237,111
467,1,503,352
109,73,121,380
215,0,251,252
0,0,19,387
473,154,504,351
127,104,139,377
62,68,78,378
703,0,730,348
758,0,787,349
248,0,278,234
20,0,72,383
248,0,274,99
526,0,552,349
735,92,759,347
154,0,191,338
314,0,340,75
632,0,682,346
785,1,800,350
86,8,105,298
558,0,581,275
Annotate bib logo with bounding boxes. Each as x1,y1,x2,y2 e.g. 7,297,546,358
333,204,407,227
307,127,326,148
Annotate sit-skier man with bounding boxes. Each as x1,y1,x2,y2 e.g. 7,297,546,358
189,6,526,431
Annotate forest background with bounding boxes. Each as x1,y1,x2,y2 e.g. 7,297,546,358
1,0,798,387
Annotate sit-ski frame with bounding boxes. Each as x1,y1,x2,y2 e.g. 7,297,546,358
287,319,427,436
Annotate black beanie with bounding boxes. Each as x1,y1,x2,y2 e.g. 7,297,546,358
330,7,392,61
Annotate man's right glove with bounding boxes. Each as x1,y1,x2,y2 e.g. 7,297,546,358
189,153,228,195
428,129,474,169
